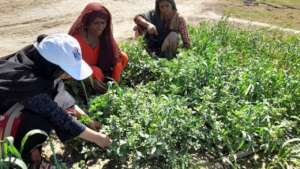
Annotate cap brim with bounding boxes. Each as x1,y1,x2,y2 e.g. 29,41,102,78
61,60,92,80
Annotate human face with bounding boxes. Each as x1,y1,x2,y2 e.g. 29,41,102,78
159,0,173,17
87,17,107,37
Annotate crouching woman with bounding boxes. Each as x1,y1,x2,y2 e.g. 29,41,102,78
0,34,112,167
134,0,191,58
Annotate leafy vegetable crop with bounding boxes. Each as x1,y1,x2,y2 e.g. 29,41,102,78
73,21,300,169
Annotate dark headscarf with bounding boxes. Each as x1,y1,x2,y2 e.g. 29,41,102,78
0,35,67,112
69,2,119,76
155,0,177,15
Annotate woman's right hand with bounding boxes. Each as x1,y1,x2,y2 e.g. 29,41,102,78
79,127,112,149
96,133,112,149
147,24,158,35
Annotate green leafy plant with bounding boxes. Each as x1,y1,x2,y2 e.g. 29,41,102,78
66,20,299,168
0,137,27,169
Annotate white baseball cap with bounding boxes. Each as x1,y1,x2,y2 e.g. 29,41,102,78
34,33,92,80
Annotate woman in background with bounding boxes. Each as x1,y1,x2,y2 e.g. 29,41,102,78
69,2,128,93
134,0,190,58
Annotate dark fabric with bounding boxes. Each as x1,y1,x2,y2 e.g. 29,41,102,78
13,92,83,164
14,112,51,163
141,10,171,56
15,104,85,163
0,45,64,112
22,94,85,142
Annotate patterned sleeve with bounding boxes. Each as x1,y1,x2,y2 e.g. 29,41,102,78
23,93,86,142
178,16,191,48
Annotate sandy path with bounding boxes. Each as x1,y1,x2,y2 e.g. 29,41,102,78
189,11,300,34
0,0,213,56
1,0,299,57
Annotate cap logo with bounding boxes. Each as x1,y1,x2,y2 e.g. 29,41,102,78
73,48,81,61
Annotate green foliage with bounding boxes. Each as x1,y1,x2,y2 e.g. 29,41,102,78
0,137,27,169
120,39,162,87
75,21,300,168
90,87,202,168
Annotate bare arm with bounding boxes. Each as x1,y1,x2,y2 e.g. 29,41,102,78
134,15,158,35
74,105,111,148
79,127,112,149
134,16,151,28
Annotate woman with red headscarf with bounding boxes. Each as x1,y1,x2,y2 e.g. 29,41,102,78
69,2,128,92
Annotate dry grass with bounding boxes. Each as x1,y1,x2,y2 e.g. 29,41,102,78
215,0,300,30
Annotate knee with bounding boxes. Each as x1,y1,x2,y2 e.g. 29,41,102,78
161,32,179,53
167,32,179,45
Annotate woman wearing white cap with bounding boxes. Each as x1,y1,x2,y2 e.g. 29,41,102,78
0,34,112,167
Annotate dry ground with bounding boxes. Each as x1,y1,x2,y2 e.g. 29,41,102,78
0,0,215,56
0,0,299,57
216,0,300,30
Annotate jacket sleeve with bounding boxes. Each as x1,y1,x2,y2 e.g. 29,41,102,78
22,93,86,142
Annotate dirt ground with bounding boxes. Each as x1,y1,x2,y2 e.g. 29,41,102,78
0,0,217,57
1,0,299,57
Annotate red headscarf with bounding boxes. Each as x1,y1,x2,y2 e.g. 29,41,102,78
69,2,119,75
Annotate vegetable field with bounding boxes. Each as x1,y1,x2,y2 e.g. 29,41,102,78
73,21,300,169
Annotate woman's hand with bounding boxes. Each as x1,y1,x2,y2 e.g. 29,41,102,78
79,128,112,149
87,120,101,130
72,105,102,130
147,24,158,35
96,133,112,149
